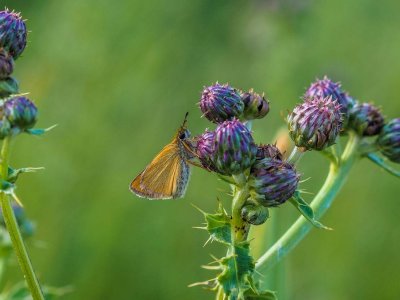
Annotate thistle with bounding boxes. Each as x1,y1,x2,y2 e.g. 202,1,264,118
376,118,400,163
4,96,38,131
348,102,384,136
213,118,257,175
0,48,14,79
241,89,270,120
199,83,244,123
196,129,217,171
287,96,342,151
0,10,27,60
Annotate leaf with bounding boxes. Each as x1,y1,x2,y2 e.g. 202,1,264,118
244,289,277,300
218,242,255,299
0,77,19,97
7,166,44,183
26,124,57,136
194,202,232,244
290,191,331,230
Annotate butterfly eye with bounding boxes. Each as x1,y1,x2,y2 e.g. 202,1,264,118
179,129,191,140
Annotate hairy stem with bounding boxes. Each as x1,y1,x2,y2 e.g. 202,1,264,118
0,137,44,300
255,133,360,274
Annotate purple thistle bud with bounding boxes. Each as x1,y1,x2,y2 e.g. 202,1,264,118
4,96,38,130
348,102,384,136
200,83,244,123
240,202,269,225
377,118,400,163
287,96,342,151
256,144,283,161
249,158,300,207
241,89,270,120
305,76,350,120
0,48,14,79
214,119,257,175
0,10,27,59
196,130,217,171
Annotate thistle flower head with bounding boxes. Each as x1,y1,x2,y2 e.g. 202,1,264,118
240,202,269,225
4,96,38,130
348,102,384,136
256,144,283,161
288,96,342,150
305,76,350,120
241,89,269,120
214,119,257,175
200,83,244,123
249,158,300,207
0,9,27,59
377,118,400,163
0,48,13,79
196,130,217,171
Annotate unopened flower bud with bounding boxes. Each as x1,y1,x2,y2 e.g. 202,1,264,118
214,119,257,175
305,76,350,121
256,144,283,161
377,118,400,163
4,96,38,130
196,130,217,171
348,102,384,136
241,89,269,120
0,10,27,59
288,96,342,150
0,48,13,79
240,202,269,225
249,158,300,207
200,83,244,123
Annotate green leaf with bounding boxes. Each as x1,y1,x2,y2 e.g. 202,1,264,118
244,289,277,300
218,242,255,299
0,77,19,98
194,202,232,244
26,124,57,136
290,191,331,230
7,166,44,183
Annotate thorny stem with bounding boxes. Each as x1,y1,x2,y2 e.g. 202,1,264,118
0,137,44,300
255,132,360,275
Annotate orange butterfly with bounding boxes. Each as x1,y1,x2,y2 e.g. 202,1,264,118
130,113,198,200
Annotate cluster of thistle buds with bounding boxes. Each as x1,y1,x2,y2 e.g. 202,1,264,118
0,9,38,138
196,83,300,225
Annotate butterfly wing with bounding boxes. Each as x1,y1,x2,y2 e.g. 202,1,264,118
130,141,190,200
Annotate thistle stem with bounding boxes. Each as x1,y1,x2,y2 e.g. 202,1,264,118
0,137,44,300
255,132,360,274
287,146,305,164
231,175,250,241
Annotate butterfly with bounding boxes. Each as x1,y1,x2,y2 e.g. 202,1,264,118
130,113,198,200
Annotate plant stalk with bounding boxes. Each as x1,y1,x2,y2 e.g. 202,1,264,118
255,133,360,274
0,137,44,300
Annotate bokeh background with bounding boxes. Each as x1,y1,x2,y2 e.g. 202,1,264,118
2,0,400,299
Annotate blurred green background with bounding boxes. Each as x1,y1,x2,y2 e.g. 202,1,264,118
2,0,400,299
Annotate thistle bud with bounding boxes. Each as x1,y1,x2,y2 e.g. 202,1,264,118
241,89,269,120
0,10,27,59
240,202,269,225
377,118,400,163
200,83,244,123
256,144,283,161
4,96,38,130
0,48,13,79
287,96,342,150
249,158,300,207
348,102,384,136
196,130,217,171
214,119,257,175
0,76,18,98
0,117,11,139
305,76,350,120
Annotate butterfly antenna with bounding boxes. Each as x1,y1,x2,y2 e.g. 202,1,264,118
182,112,189,127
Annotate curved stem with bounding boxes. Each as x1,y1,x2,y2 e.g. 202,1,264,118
255,133,360,274
0,137,44,300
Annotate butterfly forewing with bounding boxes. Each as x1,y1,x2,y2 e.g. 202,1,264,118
130,139,190,199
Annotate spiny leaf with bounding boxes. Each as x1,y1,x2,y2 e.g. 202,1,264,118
290,191,331,230
7,166,44,183
194,202,232,244
26,124,57,136
218,242,255,299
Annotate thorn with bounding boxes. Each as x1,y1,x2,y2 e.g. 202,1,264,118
12,192,23,207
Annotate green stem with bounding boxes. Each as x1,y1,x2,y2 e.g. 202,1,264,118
255,133,360,274
0,137,44,300
231,174,250,241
